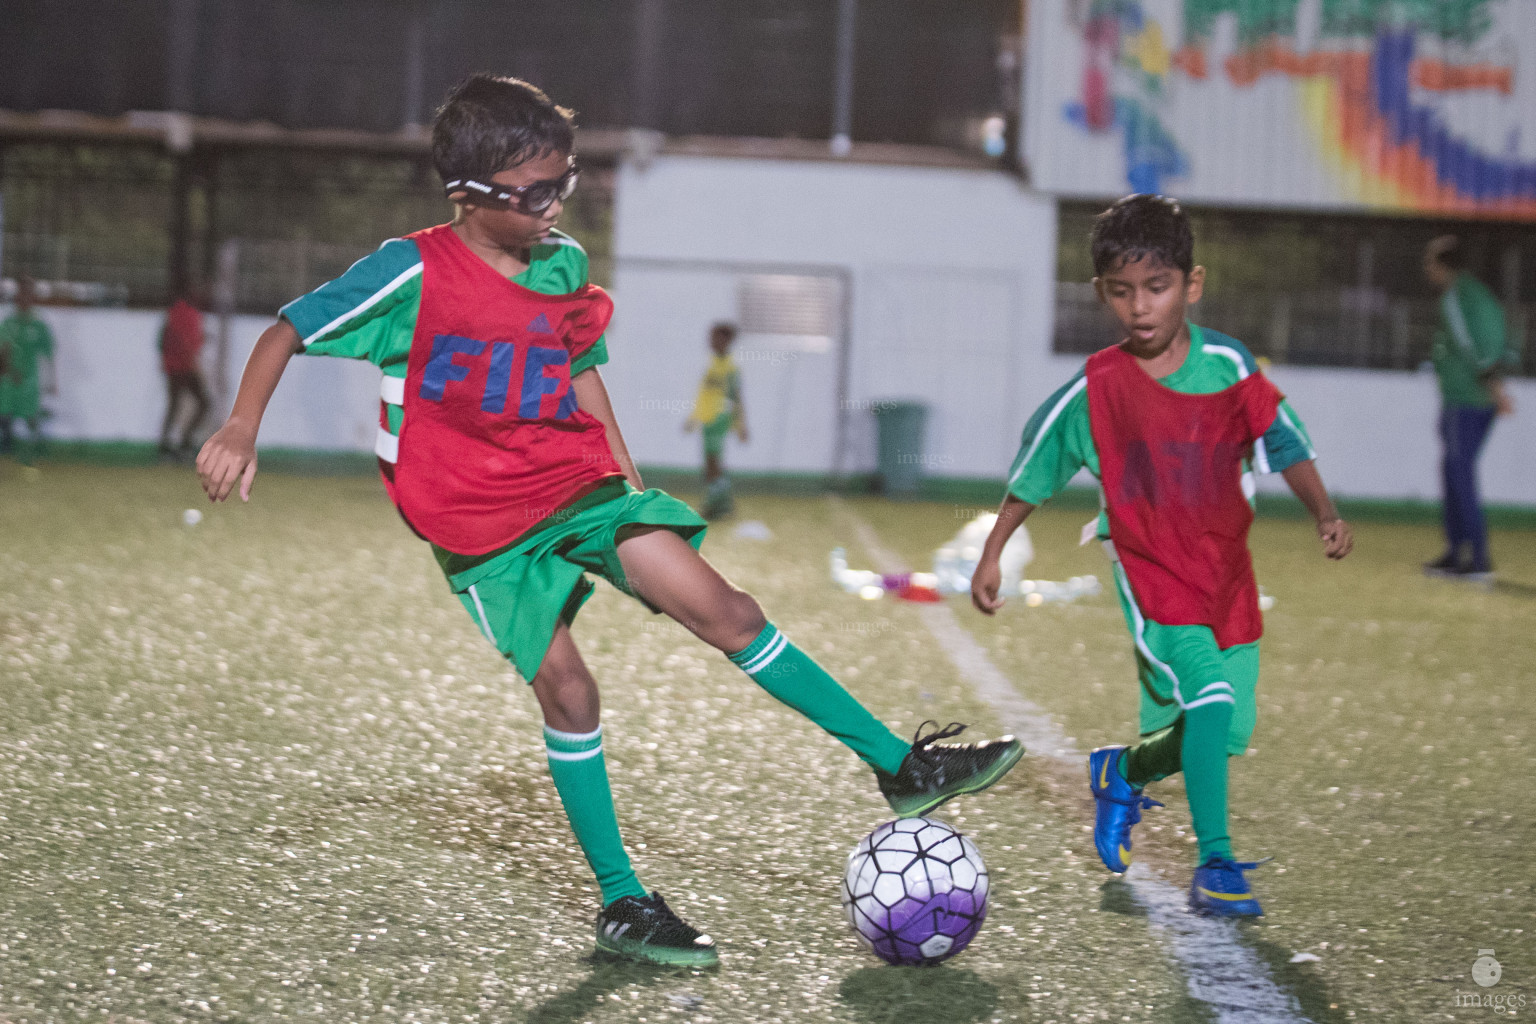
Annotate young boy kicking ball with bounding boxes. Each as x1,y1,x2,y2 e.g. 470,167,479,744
197,74,1021,965
972,195,1351,916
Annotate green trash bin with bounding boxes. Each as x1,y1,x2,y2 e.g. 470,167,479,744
874,400,929,497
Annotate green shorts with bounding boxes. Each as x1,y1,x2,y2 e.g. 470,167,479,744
1109,560,1259,757
443,481,707,681
701,413,734,457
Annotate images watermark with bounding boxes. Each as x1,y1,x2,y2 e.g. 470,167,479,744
893,451,955,470
841,399,905,413
638,397,693,415
1453,950,1526,1015
838,619,899,637
737,348,799,367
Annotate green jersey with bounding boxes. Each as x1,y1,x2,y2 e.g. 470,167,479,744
1007,324,1315,534
0,312,54,420
1431,272,1515,409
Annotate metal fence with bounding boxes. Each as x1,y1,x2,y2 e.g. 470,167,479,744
0,141,615,314
1054,281,1534,374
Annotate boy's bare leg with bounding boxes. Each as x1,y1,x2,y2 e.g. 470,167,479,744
530,621,602,733
529,621,646,904
615,526,910,773
614,525,764,649
616,525,1024,813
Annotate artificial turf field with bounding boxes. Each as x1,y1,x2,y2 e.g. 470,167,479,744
0,462,1530,1023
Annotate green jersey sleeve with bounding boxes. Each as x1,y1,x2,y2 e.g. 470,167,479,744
1006,369,1096,504
526,231,609,376
280,238,423,374
1195,328,1315,473
1261,399,1315,472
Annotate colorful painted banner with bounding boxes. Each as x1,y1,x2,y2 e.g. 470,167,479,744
1023,0,1536,218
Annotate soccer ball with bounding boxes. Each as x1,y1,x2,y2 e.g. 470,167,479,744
841,817,989,966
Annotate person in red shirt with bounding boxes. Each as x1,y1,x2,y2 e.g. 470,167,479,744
159,286,211,459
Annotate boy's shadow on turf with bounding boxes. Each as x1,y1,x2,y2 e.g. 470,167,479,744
839,965,998,1023
1245,936,1349,1024
523,957,680,1024
1098,876,1147,917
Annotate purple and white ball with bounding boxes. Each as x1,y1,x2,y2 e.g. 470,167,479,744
841,817,989,966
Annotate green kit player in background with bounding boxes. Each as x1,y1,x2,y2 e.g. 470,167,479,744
0,276,57,461
196,74,1021,966
683,321,747,518
972,195,1353,916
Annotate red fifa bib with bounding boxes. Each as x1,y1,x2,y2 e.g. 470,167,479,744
1086,344,1283,648
382,224,624,554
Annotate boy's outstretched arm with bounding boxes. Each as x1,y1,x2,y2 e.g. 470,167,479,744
571,367,644,491
1280,459,1353,560
197,319,301,503
971,495,1036,615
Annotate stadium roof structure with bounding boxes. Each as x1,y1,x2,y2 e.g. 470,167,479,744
0,109,998,170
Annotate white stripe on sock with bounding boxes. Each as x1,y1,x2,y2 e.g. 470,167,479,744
543,724,603,743
741,631,788,675
546,745,603,762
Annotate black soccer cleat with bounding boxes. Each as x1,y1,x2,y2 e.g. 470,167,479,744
594,891,719,967
875,721,1025,818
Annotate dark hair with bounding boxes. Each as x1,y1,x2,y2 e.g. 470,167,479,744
1425,234,1464,271
431,74,575,183
1091,194,1194,276
710,322,738,341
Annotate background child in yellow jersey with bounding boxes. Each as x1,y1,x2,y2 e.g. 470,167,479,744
684,322,748,518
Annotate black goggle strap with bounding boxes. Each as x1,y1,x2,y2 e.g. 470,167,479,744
443,178,516,207
443,169,579,209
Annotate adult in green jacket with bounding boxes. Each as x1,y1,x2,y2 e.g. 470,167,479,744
1422,236,1516,579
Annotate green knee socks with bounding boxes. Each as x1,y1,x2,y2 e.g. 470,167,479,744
543,725,648,906
1120,703,1234,864
728,623,910,775
1123,718,1184,787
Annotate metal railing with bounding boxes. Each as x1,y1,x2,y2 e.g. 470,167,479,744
1054,281,1532,374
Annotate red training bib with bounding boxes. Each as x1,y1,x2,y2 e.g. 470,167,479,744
1086,343,1283,648
382,224,624,555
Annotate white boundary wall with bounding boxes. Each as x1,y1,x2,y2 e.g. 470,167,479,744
13,154,1536,504
610,154,1058,480
7,306,380,451
610,152,1536,505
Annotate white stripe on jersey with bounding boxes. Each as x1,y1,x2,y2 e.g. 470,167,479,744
1203,342,1272,473
380,374,405,405
1274,404,1316,460
1008,375,1087,490
374,426,399,463
298,262,422,349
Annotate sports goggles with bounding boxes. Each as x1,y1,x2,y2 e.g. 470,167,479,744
443,161,580,214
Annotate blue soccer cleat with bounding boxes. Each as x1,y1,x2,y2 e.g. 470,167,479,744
1188,856,1266,917
1088,745,1162,873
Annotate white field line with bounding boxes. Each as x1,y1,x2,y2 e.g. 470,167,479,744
836,502,1311,1024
